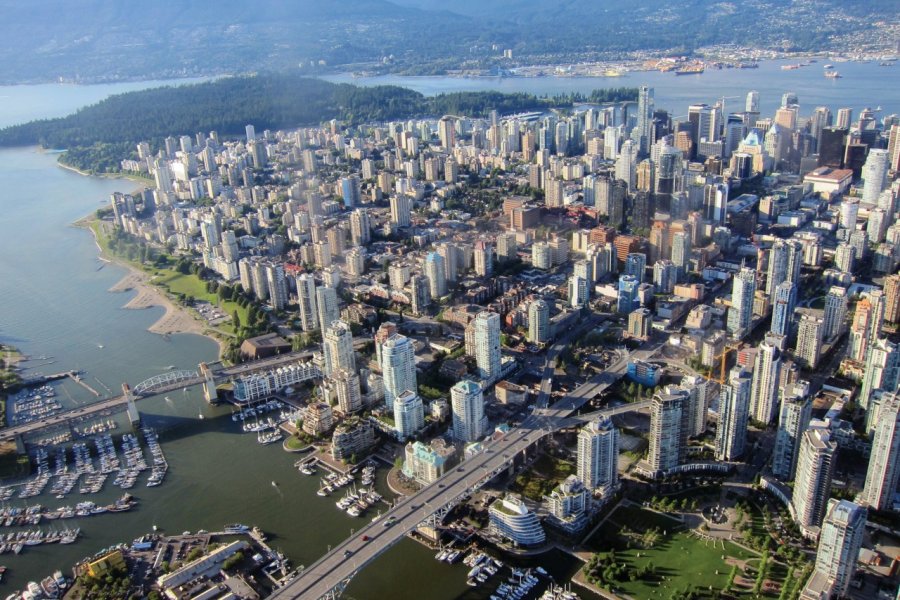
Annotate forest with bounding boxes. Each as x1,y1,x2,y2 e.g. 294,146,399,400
0,74,637,173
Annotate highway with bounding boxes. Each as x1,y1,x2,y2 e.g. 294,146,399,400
270,331,662,599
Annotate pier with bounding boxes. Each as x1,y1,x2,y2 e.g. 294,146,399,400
68,373,102,397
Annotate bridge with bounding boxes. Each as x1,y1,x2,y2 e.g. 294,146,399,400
133,370,200,395
269,334,660,600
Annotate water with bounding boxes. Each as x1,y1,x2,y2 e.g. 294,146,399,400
323,58,900,119
2,64,896,596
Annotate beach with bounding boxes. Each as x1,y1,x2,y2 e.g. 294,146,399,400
77,217,226,359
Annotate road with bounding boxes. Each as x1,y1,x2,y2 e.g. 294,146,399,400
270,334,661,599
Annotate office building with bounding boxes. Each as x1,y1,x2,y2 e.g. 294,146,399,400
450,380,484,443
727,267,757,338
568,274,589,308
860,393,900,510
381,333,417,411
715,367,752,461
627,308,652,340
791,427,837,536
772,381,812,481
474,311,501,383
576,416,619,495
750,333,785,424
393,390,424,439
528,299,550,344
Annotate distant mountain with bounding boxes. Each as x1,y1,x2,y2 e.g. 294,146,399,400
0,0,895,84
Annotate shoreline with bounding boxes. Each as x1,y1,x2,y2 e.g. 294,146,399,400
74,216,226,360
55,158,154,186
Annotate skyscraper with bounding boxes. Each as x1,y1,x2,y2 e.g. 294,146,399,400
624,253,646,283
821,286,848,342
727,267,756,338
473,240,493,277
681,375,710,438
861,148,889,205
315,286,339,335
381,333,417,411
859,338,900,412
849,292,885,363
264,262,287,311
766,239,803,296
772,381,812,481
393,390,424,440
749,333,784,424
296,273,318,332
715,367,752,461
791,427,837,536
634,86,654,154
648,389,687,477
885,274,900,324
349,208,371,246
322,320,356,377
577,416,619,495
424,252,447,299
568,274,589,308
860,393,900,510
770,281,797,338
617,275,639,314
450,380,484,443
795,312,824,369
528,299,550,344
803,500,866,600
474,311,501,383
671,231,691,280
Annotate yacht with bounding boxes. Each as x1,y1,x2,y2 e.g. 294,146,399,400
223,524,250,534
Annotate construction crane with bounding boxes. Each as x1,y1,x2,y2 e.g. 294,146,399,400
712,342,741,384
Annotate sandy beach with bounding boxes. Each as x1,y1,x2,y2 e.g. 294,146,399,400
77,218,226,359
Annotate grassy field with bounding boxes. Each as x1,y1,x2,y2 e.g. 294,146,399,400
152,271,248,336
583,505,764,599
508,452,576,501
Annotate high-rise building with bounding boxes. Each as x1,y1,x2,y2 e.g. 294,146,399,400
681,375,710,437
474,311,501,383
568,274,589,309
381,333,416,411
653,260,678,294
772,381,812,481
624,253,646,283
849,291,885,363
528,299,550,345
727,267,757,338
488,495,546,547
349,208,371,246
648,389,687,477
766,239,803,296
340,175,360,208
474,240,493,277
671,231,691,280
634,86,654,154
859,338,900,412
860,393,900,510
862,148,889,205
770,281,797,337
834,242,856,273
389,194,411,227
821,286,848,342
795,312,824,369
410,274,431,317
791,427,837,536
749,333,784,424
715,367,752,461
577,416,619,495
803,500,866,600
296,273,319,332
436,242,459,283
617,275,639,314
331,369,362,415
885,274,900,324
315,286,339,335
322,320,356,377
264,262,287,310
393,390,424,439
424,252,447,299
450,380,484,443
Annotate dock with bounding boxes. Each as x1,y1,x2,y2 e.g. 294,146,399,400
68,373,102,397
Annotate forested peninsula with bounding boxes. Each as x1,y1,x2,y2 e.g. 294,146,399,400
0,74,637,174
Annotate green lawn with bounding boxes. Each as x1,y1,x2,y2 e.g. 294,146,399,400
584,505,761,599
153,271,247,336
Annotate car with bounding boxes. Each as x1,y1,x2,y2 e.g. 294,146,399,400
343,549,353,557
457,467,465,472
362,535,371,541
383,521,393,527
438,483,445,488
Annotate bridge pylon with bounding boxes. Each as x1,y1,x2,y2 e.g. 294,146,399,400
199,362,218,404
122,383,141,427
